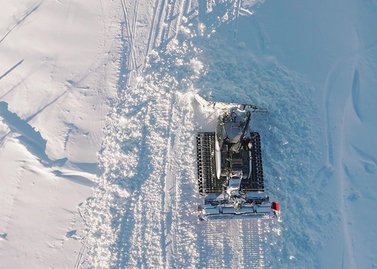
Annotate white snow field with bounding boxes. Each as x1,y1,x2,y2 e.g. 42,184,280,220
0,1,120,268
1,0,376,269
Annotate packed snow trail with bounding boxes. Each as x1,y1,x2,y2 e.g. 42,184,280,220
197,218,277,269
81,0,321,268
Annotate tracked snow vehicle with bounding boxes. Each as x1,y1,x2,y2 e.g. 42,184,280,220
195,96,280,220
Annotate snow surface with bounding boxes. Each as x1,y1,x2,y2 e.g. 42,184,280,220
0,1,120,268
1,0,377,268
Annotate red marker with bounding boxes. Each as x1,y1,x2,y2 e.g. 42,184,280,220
271,201,280,212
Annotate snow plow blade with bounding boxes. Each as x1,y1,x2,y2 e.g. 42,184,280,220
194,94,267,113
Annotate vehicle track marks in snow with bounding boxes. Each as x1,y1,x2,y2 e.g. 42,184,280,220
160,92,199,268
84,0,193,266
162,93,177,268
197,218,270,269
198,220,227,268
229,220,244,268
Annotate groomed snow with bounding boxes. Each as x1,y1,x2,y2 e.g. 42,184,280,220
1,0,376,268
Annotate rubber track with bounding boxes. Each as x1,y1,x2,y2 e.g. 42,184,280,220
197,132,265,193
196,132,223,193
241,132,264,192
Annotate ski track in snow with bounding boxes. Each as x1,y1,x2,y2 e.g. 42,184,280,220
0,1,42,45
81,0,318,268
